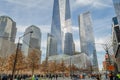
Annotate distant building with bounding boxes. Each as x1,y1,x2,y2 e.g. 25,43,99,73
0,16,17,57
21,25,41,60
46,33,57,57
78,11,98,71
51,0,74,55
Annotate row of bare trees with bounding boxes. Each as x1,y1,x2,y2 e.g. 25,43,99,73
40,60,79,75
0,49,40,75
0,49,79,75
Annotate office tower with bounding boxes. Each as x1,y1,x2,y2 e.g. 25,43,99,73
22,25,41,56
113,0,120,27
51,0,74,55
0,16,17,42
112,17,120,54
78,11,98,71
46,33,57,57
64,32,74,55
0,16,17,57
112,0,120,72
112,17,120,71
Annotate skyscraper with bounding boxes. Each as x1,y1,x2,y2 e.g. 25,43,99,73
46,33,57,57
0,16,17,57
64,32,74,55
51,0,74,55
112,0,120,72
0,16,17,42
78,11,98,71
112,17,120,71
113,0,120,27
21,25,41,56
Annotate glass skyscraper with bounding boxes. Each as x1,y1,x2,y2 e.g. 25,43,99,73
78,11,98,71
46,33,57,57
51,0,74,55
112,0,120,71
0,16,17,57
21,25,41,56
0,16,17,42
113,0,120,27
64,32,74,55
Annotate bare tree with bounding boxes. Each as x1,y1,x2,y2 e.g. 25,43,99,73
27,49,40,75
6,50,25,74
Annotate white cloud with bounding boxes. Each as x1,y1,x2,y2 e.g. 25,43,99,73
5,0,53,9
71,0,112,11
95,35,112,52
95,37,105,52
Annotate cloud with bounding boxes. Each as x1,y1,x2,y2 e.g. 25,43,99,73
95,37,106,52
71,0,112,11
5,0,53,9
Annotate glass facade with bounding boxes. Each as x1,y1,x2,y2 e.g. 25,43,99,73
113,17,119,25
21,25,41,56
112,17,120,55
64,32,74,55
0,16,16,42
78,12,98,70
46,33,57,57
113,0,120,27
0,16,17,57
51,0,74,55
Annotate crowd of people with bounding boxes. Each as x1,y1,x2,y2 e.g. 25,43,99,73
71,72,120,80
1,72,120,80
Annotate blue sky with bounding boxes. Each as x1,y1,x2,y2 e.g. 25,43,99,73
0,0,116,70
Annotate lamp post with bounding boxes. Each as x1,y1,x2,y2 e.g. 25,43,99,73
70,56,72,79
11,31,33,79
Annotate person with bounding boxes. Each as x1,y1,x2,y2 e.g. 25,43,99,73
32,75,35,80
35,75,38,80
55,74,58,80
108,72,114,80
96,74,100,80
116,72,120,80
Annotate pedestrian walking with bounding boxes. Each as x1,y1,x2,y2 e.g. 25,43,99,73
55,74,58,80
108,72,114,80
32,75,35,80
115,72,120,80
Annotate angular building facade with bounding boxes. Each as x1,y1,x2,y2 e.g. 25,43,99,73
51,0,74,55
0,16,17,57
78,12,98,71
112,17,120,72
112,0,120,72
21,25,41,57
46,33,57,57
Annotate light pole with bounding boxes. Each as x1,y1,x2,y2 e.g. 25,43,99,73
11,31,33,79
70,56,72,79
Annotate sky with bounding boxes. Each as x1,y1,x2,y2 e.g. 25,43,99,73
0,0,116,70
